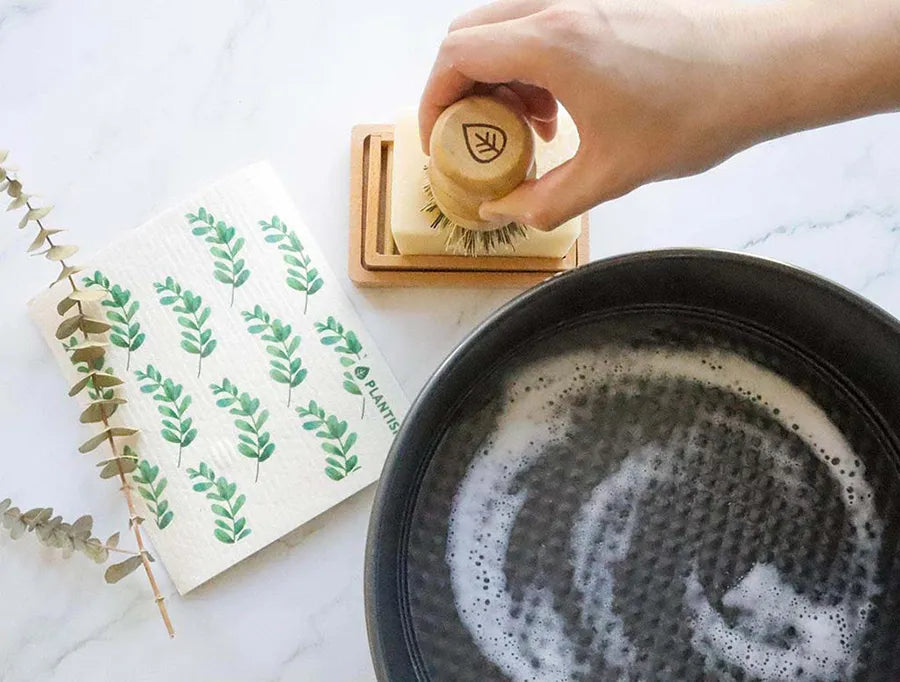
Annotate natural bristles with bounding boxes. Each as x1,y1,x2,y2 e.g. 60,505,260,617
421,170,528,257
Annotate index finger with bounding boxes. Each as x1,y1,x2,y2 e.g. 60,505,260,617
418,20,548,152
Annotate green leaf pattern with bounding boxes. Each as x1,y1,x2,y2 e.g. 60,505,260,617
186,207,251,306
154,276,217,377
241,304,307,406
134,364,197,467
133,460,174,530
55,209,383,536
296,400,360,481
315,316,368,418
82,270,146,370
186,462,251,544
210,378,276,483
259,215,323,314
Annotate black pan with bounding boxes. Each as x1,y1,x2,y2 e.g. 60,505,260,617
365,249,900,681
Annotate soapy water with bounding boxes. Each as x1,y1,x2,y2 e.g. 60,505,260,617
445,346,884,681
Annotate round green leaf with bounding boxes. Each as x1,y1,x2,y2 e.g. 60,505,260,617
214,529,235,544
325,467,344,481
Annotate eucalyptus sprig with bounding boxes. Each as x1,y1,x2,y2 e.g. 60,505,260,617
210,378,275,482
82,270,146,370
186,463,251,544
185,207,251,306
63,336,116,402
314,316,368,418
0,498,154,584
296,400,360,481
133,460,174,530
259,215,323,314
1,499,111,562
94,443,139,480
1,151,173,636
135,364,197,467
242,304,307,406
154,276,217,377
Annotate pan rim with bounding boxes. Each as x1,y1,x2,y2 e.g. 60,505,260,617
364,247,900,681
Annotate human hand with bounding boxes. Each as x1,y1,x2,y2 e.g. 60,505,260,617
419,0,900,230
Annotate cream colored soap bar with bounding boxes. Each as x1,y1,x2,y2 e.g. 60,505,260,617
390,108,582,258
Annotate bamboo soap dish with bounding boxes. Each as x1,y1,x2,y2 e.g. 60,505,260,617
348,123,590,288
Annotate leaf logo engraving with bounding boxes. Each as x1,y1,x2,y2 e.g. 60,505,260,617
462,123,507,163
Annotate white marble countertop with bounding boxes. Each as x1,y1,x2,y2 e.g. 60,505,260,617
1,1,898,680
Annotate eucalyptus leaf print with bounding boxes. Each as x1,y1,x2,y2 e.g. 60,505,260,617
186,463,251,544
81,270,145,370
153,276,217,377
296,400,360,481
133,460,174,530
241,304,307,406
134,364,197,467
185,207,251,306
315,316,368,418
258,215,323,314
210,378,275,482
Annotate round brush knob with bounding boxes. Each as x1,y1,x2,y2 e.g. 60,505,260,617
427,95,535,232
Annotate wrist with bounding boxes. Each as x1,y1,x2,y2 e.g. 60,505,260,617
720,0,900,145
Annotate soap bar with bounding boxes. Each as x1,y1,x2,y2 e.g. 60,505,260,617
390,108,583,258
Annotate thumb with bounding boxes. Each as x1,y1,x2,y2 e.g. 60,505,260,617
478,153,606,231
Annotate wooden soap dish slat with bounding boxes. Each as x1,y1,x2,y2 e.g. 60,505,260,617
349,124,590,288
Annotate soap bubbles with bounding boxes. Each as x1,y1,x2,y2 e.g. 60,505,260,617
445,346,882,681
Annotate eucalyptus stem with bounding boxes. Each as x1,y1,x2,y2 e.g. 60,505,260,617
99,371,174,638
26,197,174,638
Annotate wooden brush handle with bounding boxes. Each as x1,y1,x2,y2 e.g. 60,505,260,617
428,96,535,231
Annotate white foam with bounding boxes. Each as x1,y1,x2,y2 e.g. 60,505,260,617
570,446,666,670
686,563,867,680
445,345,883,680
446,358,580,680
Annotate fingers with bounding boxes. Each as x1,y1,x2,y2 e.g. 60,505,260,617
419,19,549,152
505,81,558,141
479,154,630,230
491,83,558,142
448,0,553,32
505,82,557,121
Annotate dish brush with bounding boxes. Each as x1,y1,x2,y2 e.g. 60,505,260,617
421,96,536,256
